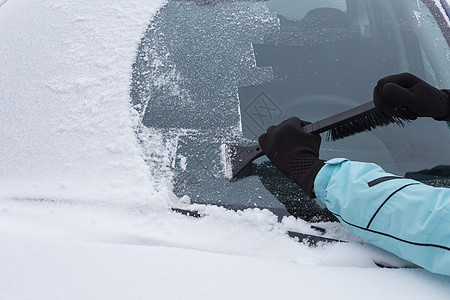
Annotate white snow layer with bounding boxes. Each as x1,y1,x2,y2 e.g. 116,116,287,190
0,0,161,204
0,0,449,299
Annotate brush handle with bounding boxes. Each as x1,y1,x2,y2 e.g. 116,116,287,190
229,101,390,179
253,101,375,154
303,101,376,134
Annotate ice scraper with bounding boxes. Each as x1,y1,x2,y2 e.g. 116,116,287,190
225,101,410,180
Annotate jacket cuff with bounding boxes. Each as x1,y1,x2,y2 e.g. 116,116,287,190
314,158,348,201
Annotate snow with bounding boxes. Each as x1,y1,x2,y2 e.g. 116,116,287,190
1,200,449,299
437,0,450,24
0,237,447,300
0,0,160,204
0,0,450,299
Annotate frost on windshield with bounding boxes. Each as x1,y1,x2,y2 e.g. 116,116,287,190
129,1,291,212
131,1,276,133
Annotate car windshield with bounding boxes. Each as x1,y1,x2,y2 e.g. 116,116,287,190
131,0,450,220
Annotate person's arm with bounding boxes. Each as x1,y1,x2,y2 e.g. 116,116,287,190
314,159,450,276
258,117,450,276
258,73,450,276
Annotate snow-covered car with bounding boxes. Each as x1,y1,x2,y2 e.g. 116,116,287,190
131,0,450,221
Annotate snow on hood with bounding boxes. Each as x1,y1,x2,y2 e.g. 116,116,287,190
0,0,169,204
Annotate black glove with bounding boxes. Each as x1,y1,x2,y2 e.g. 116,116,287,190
258,117,325,197
373,72,450,121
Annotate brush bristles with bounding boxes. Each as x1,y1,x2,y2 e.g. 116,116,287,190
326,112,409,141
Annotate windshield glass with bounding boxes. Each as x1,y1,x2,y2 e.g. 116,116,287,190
131,0,450,220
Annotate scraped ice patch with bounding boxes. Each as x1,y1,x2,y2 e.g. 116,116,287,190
220,143,233,180
178,154,188,171
413,10,422,24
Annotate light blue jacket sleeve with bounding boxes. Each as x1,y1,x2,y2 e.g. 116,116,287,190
314,158,450,276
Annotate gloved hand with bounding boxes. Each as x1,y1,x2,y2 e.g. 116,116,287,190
258,117,325,197
373,72,450,121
